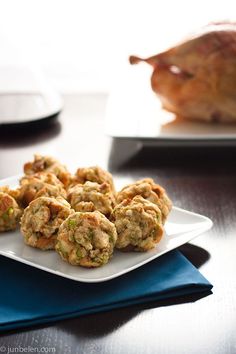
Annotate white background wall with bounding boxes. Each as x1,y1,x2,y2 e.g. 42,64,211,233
0,0,234,93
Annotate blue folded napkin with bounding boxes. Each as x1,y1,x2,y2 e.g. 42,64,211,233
0,250,212,332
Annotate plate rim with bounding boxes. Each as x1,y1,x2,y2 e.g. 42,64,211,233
0,175,213,283
0,214,213,283
105,93,236,142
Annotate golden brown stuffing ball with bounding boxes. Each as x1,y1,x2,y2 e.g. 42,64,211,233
67,181,116,218
24,154,71,187
18,172,67,208
112,195,163,252
20,196,72,250
117,178,172,224
74,166,116,194
0,188,22,232
0,185,20,201
56,211,117,267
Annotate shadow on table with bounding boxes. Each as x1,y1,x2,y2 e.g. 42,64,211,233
0,114,61,148
108,138,236,175
56,290,212,338
178,243,210,268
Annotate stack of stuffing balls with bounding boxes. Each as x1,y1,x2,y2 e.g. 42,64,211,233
0,155,172,268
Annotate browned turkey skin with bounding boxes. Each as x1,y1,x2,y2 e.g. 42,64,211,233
130,23,236,123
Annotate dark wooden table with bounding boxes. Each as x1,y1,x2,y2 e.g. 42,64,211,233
0,94,236,354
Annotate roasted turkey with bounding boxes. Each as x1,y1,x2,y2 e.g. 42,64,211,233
130,23,236,123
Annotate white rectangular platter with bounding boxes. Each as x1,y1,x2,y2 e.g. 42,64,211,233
106,64,236,145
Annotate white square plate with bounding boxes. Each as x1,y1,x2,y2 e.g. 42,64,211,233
0,175,213,283
106,64,236,146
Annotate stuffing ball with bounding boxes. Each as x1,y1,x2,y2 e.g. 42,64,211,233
18,172,67,208
24,154,71,187
67,181,116,218
0,188,22,232
0,185,21,201
56,211,117,267
112,195,163,252
20,196,72,250
117,178,172,224
74,166,116,194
